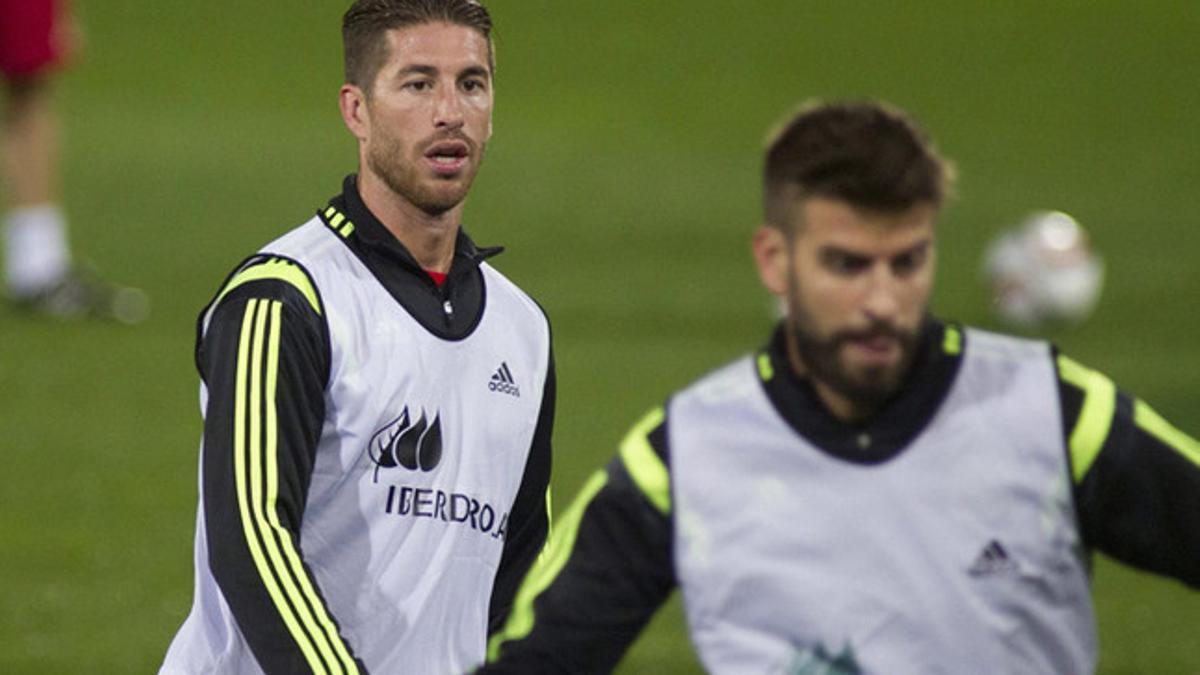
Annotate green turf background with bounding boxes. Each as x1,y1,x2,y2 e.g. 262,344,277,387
1,1,1198,672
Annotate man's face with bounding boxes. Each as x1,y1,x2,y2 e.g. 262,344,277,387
755,197,937,411
355,22,493,215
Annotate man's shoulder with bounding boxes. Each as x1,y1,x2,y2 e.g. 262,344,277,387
239,212,361,300
200,214,337,324
961,325,1052,364
673,353,760,408
259,213,343,262
479,262,549,325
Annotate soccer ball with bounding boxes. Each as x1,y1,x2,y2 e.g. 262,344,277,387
982,211,1104,328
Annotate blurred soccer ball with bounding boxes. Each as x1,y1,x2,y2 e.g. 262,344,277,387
983,211,1104,328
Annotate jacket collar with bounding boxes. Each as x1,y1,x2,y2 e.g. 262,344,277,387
317,174,501,340
756,317,964,464
337,174,503,276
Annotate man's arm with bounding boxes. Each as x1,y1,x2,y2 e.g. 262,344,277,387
1058,354,1200,587
482,408,678,674
488,349,555,634
199,256,367,674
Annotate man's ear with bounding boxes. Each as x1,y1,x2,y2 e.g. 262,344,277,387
339,84,370,142
752,225,790,297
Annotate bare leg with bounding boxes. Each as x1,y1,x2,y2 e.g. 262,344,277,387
3,75,71,297
4,76,61,207
3,75,146,321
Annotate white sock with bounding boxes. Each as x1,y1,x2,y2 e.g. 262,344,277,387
4,204,71,297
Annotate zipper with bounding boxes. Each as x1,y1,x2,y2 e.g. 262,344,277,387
438,273,454,327
438,254,482,327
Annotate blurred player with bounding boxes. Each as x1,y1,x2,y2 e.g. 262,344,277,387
481,100,1200,674
160,1,554,673
1,0,146,321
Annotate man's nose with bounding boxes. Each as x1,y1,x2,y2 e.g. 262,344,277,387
862,266,901,321
433,86,465,129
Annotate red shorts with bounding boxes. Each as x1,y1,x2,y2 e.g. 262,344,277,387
0,0,72,79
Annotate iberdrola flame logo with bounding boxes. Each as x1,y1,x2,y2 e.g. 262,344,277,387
367,406,443,480
781,642,860,675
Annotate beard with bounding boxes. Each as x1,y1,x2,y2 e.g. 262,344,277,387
366,128,485,217
785,273,923,411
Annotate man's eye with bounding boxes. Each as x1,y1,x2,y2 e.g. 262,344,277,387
462,79,485,92
892,249,927,276
405,81,430,92
828,255,868,275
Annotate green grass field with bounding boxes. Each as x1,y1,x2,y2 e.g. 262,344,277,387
2,1,1198,672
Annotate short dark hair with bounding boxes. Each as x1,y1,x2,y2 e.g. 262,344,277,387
763,99,953,229
342,0,494,93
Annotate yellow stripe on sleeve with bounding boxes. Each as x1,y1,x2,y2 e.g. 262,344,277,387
216,258,321,315
248,301,353,674
617,407,670,515
1134,399,1200,469
1058,355,1117,483
487,470,609,662
261,301,361,674
234,300,330,674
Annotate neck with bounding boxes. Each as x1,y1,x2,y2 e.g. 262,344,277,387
783,327,876,424
357,169,461,273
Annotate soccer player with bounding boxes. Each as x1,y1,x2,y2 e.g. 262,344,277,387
481,100,1200,674
1,0,146,321
160,1,554,673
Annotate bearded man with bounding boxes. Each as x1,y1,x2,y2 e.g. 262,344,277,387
480,99,1200,675
162,2,554,673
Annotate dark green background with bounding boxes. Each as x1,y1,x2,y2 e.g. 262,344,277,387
1,2,1197,672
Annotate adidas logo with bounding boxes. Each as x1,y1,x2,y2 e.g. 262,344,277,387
488,362,520,398
968,539,1019,577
